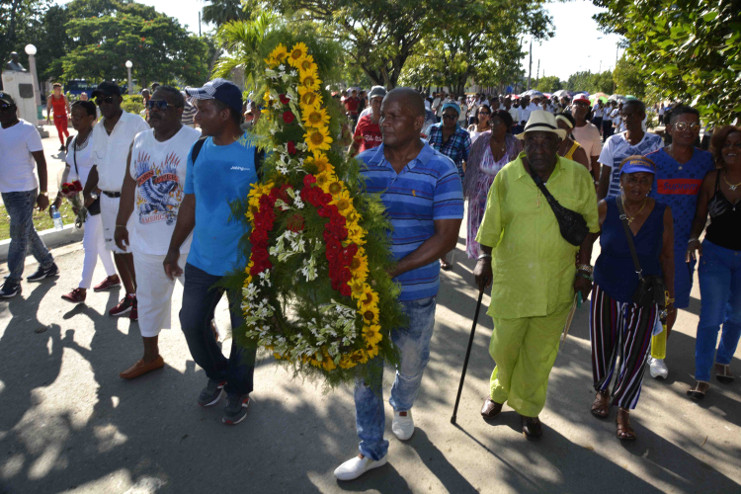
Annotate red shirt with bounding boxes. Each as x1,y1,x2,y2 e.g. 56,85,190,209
343,96,360,115
353,115,382,153
50,94,67,119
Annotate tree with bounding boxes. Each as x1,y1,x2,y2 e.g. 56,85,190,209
0,0,50,70
593,0,741,125
564,70,614,94
48,0,212,87
535,76,562,93
612,55,644,98
202,0,249,27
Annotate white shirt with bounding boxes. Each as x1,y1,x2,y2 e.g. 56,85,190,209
599,131,664,198
0,119,43,193
92,111,149,192
128,126,200,255
65,133,95,186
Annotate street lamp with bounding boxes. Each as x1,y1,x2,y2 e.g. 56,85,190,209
125,60,133,95
24,44,41,108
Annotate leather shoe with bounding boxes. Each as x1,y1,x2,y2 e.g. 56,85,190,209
119,356,164,379
481,398,504,420
521,415,543,438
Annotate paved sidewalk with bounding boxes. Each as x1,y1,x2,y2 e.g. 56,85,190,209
0,236,739,493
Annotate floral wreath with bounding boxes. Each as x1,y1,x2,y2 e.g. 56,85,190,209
239,40,404,384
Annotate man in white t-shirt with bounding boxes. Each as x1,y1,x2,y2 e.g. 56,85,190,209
114,86,200,379
84,82,149,320
0,92,59,298
571,94,603,181
597,98,664,199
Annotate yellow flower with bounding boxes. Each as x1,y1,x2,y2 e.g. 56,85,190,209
347,226,367,246
349,251,369,282
312,152,332,173
350,278,366,298
315,170,338,191
298,87,322,108
268,43,289,63
327,179,345,196
305,125,333,152
358,285,378,308
287,42,309,67
264,56,278,68
332,189,353,212
298,55,316,73
363,324,383,346
361,305,379,325
351,349,369,364
302,106,330,128
299,73,321,92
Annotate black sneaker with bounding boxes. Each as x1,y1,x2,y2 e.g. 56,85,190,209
222,393,250,425
0,281,21,299
198,379,226,407
27,263,59,282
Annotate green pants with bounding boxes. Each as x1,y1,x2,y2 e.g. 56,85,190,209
489,305,570,417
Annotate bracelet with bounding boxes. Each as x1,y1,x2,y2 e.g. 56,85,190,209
477,253,492,260
115,224,127,228
688,238,699,244
576,271,593,282
576,263,593,274
39,191,48,196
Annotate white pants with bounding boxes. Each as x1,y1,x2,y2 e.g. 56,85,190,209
133,252,186,338
79,213,116,289
100,194,127,254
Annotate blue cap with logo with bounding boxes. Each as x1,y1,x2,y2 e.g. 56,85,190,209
185,78,243,115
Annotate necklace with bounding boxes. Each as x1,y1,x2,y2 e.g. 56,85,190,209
723,172,741,191
621,196,647,224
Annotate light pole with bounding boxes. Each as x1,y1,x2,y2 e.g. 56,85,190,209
125,60,133,95
24,44,41,108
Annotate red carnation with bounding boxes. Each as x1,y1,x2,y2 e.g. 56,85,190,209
279,93,290,105
283,111,295,124
287,141,297,155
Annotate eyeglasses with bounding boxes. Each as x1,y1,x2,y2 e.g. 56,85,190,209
442,114,457,120
95,96,115,106
673,121,700,131
147,99,177,111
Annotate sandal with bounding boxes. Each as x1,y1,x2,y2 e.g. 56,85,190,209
715,364,734,384
686,381,710,400
616,408,636,441
590,389,610,419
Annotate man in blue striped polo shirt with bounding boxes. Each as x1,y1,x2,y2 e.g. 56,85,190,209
334,88,464,481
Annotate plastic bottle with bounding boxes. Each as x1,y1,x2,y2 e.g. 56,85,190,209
51,205,63,230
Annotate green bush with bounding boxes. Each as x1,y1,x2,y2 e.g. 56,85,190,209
122,94,144,115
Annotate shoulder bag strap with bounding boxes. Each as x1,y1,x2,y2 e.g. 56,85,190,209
528,165,560,210
72,136,79,177
615,197,645,280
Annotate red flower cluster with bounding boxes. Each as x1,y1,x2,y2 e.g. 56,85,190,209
282,111,295,124
61,180,83,198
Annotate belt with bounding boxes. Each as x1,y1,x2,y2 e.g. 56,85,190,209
101,190,121,198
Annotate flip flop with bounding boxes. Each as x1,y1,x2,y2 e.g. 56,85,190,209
590,390,610,419
686,382,709,400
715,364,734,384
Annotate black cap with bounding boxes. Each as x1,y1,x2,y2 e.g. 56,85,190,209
0,91,16,107
91,81,122,98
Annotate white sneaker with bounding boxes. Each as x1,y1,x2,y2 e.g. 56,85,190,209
648,357,669,379
334,455,388,481
391,409,415,441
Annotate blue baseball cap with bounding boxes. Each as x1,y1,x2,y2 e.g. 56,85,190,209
620,155,656,175
185,78,243,115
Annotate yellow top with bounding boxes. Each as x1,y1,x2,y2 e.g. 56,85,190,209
476,152,599,319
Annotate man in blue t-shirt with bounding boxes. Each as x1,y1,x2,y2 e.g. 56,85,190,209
164,79,258,426
334,88,463,481
645,104,715,379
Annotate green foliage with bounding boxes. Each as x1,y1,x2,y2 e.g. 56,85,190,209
612,55,645,99
565,70,615,94
593,0,741,126
535,76,563,93
121,94,144,115
0,0,50,72
202,0,250,26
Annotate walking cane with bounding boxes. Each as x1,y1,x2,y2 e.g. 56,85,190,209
451,286,485,424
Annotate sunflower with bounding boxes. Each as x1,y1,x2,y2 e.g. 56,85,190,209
287,42,309,67
361,305,379,325
299,55,316,73
312,152,332,173
350,278,366,298
358,285,378,308
268,43,289,63
299,73,321,92
315,170,338,190
332,189,353,212
305,126,333,152
349,250,369,282
326,179,345,196
302,106,330,128
298,86,323,108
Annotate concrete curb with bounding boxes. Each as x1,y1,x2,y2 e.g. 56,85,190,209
0,223,83,262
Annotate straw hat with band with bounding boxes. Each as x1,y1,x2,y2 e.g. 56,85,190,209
516,110,567,140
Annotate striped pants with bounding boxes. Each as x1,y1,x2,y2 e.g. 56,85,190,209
590,284,657,409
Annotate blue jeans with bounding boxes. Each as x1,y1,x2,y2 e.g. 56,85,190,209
354,296,436,461
694,240,741,381
2,189,53,283
674,247,697,309
180,263,256,395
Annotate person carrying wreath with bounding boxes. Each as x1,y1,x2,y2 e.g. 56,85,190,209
589,155,675,441
334,88,463,481
686,126,741,399
474,111,599,438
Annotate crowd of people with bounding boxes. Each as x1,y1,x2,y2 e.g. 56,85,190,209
0,76,739,481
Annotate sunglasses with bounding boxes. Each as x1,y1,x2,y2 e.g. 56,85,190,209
672,121,700,131
96,96,115,106
147,99,177,111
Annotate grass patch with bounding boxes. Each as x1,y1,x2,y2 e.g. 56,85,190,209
0,201,77,241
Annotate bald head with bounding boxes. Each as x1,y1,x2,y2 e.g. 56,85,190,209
383,88,425,118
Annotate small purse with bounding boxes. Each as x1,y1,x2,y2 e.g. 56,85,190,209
615,199,665,308
529,169,589,246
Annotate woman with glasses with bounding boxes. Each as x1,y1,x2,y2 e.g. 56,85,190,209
462,109,521,260
467,104,492,143
686,125,741,399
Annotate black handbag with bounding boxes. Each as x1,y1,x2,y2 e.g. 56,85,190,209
529,168,589,246
615,198,665,308
73,139,100,216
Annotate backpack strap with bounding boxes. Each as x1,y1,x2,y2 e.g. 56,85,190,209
191,136,207,163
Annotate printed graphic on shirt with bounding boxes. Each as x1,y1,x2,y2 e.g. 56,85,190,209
134,150,183,225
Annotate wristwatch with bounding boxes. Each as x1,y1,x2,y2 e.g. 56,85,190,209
90,192,99,200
